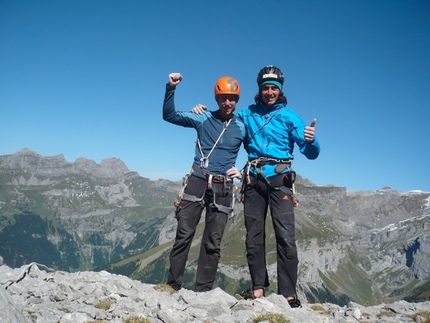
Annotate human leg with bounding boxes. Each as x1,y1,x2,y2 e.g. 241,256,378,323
195,208,228,291
243,174,270,295
195,182,231,292
167,177,205,290
268,175,299,299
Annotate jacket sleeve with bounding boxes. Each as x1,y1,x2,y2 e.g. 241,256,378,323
299,138,320,160
290,113,320,160
163,84,204,128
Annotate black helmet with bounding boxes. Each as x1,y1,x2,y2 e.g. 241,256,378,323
257,65,284,89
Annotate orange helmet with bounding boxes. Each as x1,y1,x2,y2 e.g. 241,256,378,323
214,77,240,98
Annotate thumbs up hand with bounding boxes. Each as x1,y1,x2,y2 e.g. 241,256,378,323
304,118,317,142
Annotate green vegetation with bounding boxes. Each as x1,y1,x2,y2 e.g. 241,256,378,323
84,319,151,323
94,299,112,310
306,285,350,307
0,211,79,270
254,313,290,323
376,310,396,318
59,307,71,313
405,280,430,303
409,311,430,323
153,283,176,295
310,304,331,315
122,316,151,323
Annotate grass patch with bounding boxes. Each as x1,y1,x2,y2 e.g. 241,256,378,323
59,307,71,313
376,310,396,318
84,317,151,323
123,316,151,323
409,311,430,323
254,313,290,323
310,304,331,315
94,299,112,310
153,283,176,295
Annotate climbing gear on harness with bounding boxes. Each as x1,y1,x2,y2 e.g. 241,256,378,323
239,157,299,207
174,164,236,216
227,183,240,224
174,173,190,209
197,118,232,169
284,172,299,207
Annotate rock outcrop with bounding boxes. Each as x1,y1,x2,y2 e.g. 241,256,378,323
1,263,429,323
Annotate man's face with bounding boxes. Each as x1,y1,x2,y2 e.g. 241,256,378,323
217,94,238,120
261,84,280,108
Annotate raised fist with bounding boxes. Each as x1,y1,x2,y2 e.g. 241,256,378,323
168,73,183,86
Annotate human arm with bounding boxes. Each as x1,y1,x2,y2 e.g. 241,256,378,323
163,73,203,127
298,118,320,159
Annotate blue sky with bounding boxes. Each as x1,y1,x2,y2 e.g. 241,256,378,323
1,0,429,192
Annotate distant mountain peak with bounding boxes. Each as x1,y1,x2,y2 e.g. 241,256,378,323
1,148,131,181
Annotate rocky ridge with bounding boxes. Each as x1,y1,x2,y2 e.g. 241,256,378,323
1,263,429,323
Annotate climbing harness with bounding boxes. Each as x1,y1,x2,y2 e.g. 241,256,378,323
239,157,299,207
174,164,237,218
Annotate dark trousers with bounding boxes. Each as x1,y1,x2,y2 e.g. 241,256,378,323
243,173,298,298
167,175,231,292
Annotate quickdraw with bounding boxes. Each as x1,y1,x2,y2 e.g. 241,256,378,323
174,173,190,209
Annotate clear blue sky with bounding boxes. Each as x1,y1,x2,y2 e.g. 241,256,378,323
1,0,429,192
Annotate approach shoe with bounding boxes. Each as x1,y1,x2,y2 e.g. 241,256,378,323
288,296,302,308
235,288,255,300
235,288,264,300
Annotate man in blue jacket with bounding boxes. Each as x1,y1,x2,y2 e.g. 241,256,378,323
163,73,245,292
236,65,320,308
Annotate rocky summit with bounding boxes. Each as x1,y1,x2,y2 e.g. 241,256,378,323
1,263,429,323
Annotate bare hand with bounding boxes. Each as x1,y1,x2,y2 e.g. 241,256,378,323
191,104,207,114
304,118,317,142
168,73,183,86
226,166,242,179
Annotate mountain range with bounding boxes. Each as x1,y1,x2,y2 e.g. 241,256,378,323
0,148,429,306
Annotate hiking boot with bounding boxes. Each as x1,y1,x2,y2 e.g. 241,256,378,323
235,288,264,300
288,296,302,308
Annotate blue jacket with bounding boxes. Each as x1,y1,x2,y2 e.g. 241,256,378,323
237,102,320,178
163,84,245,175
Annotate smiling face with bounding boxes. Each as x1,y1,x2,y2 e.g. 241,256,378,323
260,84,280,108
216,94,238,120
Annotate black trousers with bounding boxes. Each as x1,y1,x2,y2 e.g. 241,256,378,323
167,175,231,292
243,173,298,298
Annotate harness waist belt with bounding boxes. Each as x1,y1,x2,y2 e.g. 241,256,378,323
249,157,292,166
191,163,229,182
